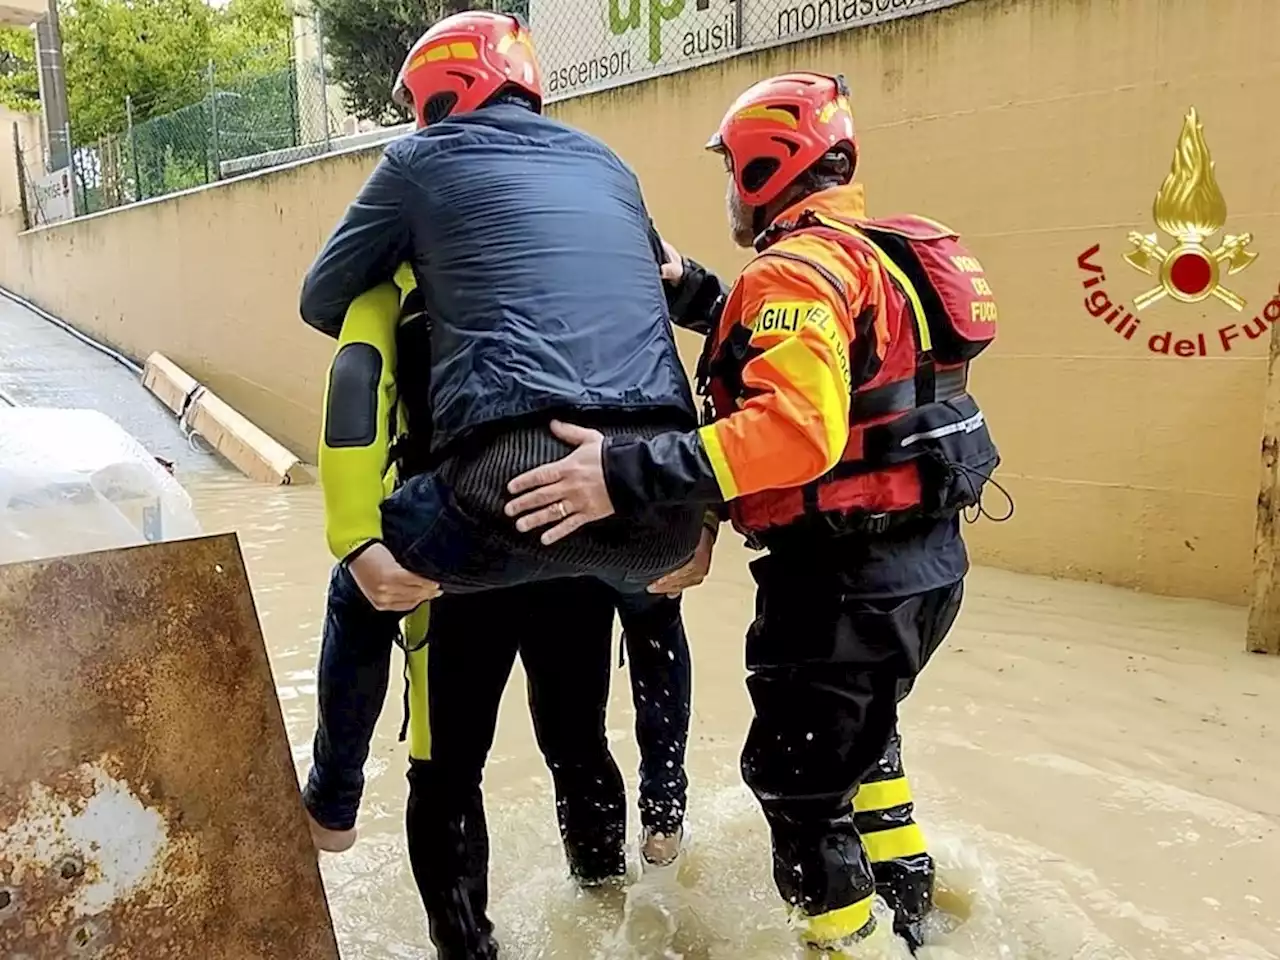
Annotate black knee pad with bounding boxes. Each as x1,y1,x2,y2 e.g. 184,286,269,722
325,342,382,448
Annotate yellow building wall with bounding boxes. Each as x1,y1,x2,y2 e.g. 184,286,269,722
2,0,1279,604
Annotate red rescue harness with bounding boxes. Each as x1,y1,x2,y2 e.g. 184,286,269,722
700,211,1000,539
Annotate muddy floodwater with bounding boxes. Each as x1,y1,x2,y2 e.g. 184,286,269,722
188,471,1280,960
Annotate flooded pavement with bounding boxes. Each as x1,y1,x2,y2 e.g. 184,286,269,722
14,272,1270,958
0,291,217,471
188,471,1280,960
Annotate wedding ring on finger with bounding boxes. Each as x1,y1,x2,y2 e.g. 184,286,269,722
556,501,569,520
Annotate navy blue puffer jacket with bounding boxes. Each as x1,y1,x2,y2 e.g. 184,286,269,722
300,99,696,453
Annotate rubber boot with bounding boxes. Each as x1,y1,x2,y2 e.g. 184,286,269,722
874,852,935,952
799,895,878,957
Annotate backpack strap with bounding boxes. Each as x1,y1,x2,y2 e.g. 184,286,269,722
804,212,934,355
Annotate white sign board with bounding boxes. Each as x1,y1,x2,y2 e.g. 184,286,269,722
531,0,971,99
32,165,74,224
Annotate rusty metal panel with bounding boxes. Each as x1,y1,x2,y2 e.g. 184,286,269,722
0,534,340,959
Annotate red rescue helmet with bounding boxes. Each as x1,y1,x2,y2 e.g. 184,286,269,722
393,11,543,128
706,72,857,208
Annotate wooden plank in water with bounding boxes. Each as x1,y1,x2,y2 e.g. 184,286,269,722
0,534,340,958
142,352,310,486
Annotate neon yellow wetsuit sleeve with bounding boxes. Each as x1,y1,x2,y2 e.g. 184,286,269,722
318,281,402,562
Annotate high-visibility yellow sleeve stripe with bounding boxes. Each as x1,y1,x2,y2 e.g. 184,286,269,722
698,423,739,500
862,823,928,864
404,605,432,762
802,893,875,947
814,213,933,353
853,776,913,813
762,332,848,470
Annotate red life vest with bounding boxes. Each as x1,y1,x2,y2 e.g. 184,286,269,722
701,211,1001,539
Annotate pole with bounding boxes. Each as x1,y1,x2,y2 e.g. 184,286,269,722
35,0,72,173
734,0,745,48
13,123,31,231
64,121,83,216
286,25,299,148
126,95,143,202
1247,319,1280,654
313,10,331,153
208,60,220,181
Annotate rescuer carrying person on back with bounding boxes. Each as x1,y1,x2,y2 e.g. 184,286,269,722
505,72,1005,955
299,10,705,597
306,265,705,959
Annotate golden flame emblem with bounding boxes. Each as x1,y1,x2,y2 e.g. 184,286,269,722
1124,107,1257,311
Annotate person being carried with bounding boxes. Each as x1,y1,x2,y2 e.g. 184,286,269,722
300,10,704,600
505,73,1004,955
305,262,710,957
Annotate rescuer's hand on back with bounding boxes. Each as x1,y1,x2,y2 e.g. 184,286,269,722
348,542,442,611
647,525,716,597
505,421,616,545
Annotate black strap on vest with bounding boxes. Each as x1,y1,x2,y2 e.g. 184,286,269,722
851,365,967,421
801,366,969,513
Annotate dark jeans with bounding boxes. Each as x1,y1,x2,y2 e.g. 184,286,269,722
302,566,691,844
616,590,691,836
740,545,964,942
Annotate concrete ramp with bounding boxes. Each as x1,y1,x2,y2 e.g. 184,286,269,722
0,534,339,959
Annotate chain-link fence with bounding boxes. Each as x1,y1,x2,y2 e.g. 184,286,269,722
11,0,969,227
58,20,338,219
531,0,970,102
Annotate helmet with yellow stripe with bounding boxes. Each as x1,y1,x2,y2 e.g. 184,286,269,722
707,72,858,209
393,12,543,129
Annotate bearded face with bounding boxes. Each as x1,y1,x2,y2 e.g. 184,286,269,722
725,177,757,249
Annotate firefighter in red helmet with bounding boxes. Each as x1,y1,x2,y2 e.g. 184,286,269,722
507,72,1004,954
390,10,543,126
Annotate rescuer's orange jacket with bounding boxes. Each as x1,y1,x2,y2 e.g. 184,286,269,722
601,182,999,541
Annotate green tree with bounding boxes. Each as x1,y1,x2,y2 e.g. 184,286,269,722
63,0,214,142
0,26,40,113
213,0,293,82
312,0,529,124
57,0,292,208
61,0,292,143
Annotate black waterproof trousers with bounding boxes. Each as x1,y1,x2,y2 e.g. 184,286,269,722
740,543,964,948
402,579,692,960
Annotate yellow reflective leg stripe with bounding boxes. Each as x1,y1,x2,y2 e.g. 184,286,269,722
853,775,913,813
813,214,933,353
862,823,928,863
698,424,740,500
802,894,875,947
404,604,432,761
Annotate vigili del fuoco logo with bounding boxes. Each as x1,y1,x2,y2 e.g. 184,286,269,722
1075,107,1280,357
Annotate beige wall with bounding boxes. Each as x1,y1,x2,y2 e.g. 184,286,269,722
0,148,374,453
0,106,43,216
0,0,42,27
2,0,1279,604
